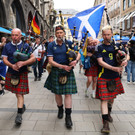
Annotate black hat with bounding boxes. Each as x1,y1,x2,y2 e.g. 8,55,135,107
55,25,65,32
129,40,135,44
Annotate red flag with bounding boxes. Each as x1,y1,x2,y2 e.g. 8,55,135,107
31,11,40,35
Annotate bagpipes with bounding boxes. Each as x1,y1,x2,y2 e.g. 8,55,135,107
59,10,88,64
13,39,31,62
65,26,88,64
104,8,127,66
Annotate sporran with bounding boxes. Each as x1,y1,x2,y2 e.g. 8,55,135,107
58,73,68,85
107,80,116,92
11,74,20,86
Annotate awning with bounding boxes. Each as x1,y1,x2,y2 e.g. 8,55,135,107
117,14,130,24
8,28,26,36
0,27,11,34
121,14,130,22
21,32,26,36
126,11,135,20
117,17,124,24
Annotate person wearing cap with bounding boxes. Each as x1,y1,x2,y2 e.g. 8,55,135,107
44,25,77,129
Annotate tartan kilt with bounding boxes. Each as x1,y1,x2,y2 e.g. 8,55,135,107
44,67,77,95
85,66,98,77
96,77,124,101
5,72,29,95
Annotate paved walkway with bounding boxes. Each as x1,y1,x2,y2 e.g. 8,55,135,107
0,64,135,135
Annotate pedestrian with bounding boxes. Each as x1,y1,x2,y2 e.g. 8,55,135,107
43,35,54,73
96,25,128,133
0,36,7,96
32,35,45,81
84,37,99,98
2,28,36,125
44,25,77,129
127,40,135,84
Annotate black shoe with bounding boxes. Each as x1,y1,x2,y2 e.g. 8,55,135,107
101,120,110,133
38,77,41,81
65,115,73,129
15,113,22,125
0,90,5,96
58,108,64,119
34,77,37,81
22,104,26,114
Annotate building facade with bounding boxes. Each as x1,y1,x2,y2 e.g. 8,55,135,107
94,0,135,38
0,0,56,38
119,0,135,36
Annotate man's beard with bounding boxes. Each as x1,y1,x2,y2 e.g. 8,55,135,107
57,37,63,41
104,39,111,44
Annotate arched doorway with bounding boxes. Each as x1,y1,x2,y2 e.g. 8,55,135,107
11,0,26,32
28,11,33,31
0,0,7,26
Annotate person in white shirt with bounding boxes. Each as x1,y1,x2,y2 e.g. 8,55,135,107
32,36,45,81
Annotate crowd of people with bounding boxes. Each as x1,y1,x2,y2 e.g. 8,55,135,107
0,24,135,133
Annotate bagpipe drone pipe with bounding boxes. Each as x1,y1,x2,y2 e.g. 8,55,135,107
63,26,77,64
104,8,127,66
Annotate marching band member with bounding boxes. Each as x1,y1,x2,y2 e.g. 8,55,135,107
44,25,77,129
84,37,99,98
96,25,128,133
2,28,36,125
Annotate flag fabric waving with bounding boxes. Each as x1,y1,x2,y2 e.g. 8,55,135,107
67,3,105,40
31,11,40,35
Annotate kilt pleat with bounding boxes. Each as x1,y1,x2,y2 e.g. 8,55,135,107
85,66,98,77
5,72,29,95
44,67,77,95
96,77,124,100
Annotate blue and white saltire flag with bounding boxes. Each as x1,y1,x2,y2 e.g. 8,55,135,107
67,3,105,40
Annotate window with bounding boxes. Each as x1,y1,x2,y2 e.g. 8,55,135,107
127,19,130,29
128,0,131,7
122,21,125,30
118,0,120,7
114,3,116,9
133,16,135,27
114,18,116,25
123,0,126,11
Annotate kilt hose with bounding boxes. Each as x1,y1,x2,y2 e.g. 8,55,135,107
96,77,124,101
5,72,29,95
44,67,77,95
85,66,98,77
